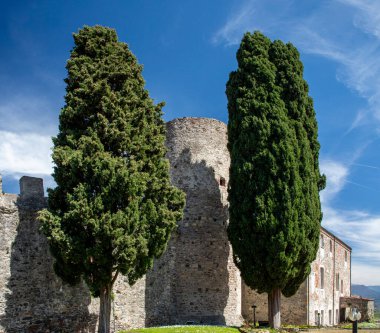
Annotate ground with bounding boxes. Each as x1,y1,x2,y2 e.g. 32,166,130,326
120,326,240,333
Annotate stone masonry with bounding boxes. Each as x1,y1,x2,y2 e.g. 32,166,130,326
0,177,98,333
242,227,352,326
0,117,352,332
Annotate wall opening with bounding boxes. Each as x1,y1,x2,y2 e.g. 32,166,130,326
336,274,340,291
329,310,332,325
320,267,324,289
219,177,226,187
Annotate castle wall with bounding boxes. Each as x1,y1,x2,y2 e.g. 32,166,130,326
0,118,244,331
164,118,242,326
241,281,308,325
0,177,98,333
0,117,351,331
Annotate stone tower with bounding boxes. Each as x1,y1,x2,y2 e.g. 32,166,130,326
146,117,242,326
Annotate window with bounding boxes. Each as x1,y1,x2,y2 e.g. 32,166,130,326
219,177,226,187
341,280,343,293
330,240,333,253
336,273,340,291
336,309,339,324
320,267,324,289
320,234,324,248
329,310,332,325
345,251,347,262
315,311,319,325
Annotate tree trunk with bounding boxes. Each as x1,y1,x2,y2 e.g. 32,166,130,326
268,288,281,329
98,284,112,333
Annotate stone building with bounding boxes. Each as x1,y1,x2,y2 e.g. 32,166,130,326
340,296,375,322
242,226,352,326
0,117,354,332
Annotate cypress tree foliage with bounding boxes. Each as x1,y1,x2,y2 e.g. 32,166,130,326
38,26,185,333
226,31,325,328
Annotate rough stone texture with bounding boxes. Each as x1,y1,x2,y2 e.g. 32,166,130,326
242,227,351,327
111,275,146,331
308,228,351,326
340,296,375,322
242,281,307,325
163,117,242,326
0,177,98,333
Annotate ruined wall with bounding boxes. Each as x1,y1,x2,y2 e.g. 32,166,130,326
0,177,98,333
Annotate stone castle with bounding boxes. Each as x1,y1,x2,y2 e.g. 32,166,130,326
0,117,357,332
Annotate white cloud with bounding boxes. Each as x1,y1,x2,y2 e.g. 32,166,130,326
0,131,53,176
320,160,349,204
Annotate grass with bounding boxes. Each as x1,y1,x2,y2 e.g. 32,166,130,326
120,326,241,333
339,322,380,329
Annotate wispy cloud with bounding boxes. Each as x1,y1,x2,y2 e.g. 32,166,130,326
212,1,257,46
213,2,380,283
297,26,380,129
337,0,380,39
213,0,380,131
212,0,294,46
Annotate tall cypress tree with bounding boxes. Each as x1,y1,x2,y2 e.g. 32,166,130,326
226,31,325,328
38,26,185,333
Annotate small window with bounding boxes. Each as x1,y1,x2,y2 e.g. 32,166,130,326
341,280,343,293
345,251,347,262
336,273,340,291
315,311,319,325
336,309,339,324
320,234,324,248
329,310,332,325
330,240,333,253
320,267,324,289
219,177,226,187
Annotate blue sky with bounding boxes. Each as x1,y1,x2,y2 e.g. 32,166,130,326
1,0,379,285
